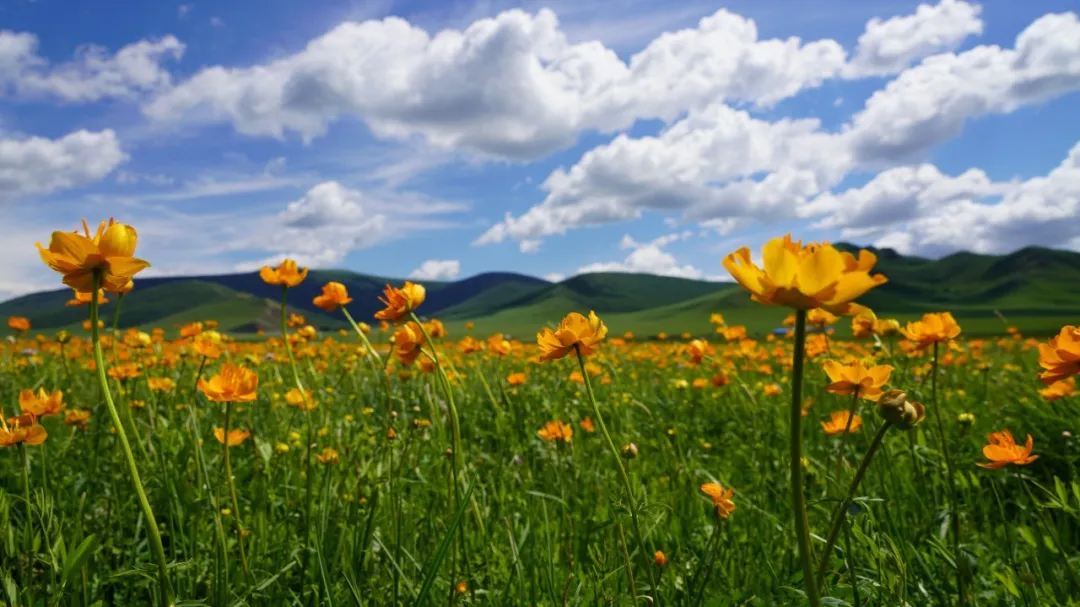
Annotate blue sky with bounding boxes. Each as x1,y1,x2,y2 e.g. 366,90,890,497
2,0,1079,299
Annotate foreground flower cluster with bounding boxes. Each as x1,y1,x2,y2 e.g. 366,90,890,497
0,225,1071,606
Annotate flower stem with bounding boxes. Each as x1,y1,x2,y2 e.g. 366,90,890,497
816,421,891,584
223,401,253,582
90,272,174,607
574,345,660,605
790,309,820,606
279,285,314,596
930,341,967,605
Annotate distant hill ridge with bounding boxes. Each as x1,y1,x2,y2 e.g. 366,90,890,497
3,244,1079,337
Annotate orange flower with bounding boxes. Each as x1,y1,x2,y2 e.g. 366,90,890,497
0,413,47,447
392,322,426,365
700,482,735,518
488,334,511,356
822,359,892,401
851,311,875,338
687,339,710,365
214,428,251,447
506,372,526,385
873,318,901,337
901,312,962,346
807,308,838,327
579,416,595,433
285,387,317,411
537,311,608,362
718,325,747,341
147,377,177,392
1039,378,1075,401
722,236,886,313
19,388,65,417
64,409,91,429
821,410,862,436
316,447,340,465
259,258,308,287
763,384,782,397
7,316,30,332
1038,325,1080,385
654,551,668,567
977,430,1039,469
313,282,353,312
537,420,573,443
180,322,203,338
197,363,259,403
191,331,223,359
374,281,426,324
37,218,150,292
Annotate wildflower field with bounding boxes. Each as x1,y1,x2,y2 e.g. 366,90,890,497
2,222,1080,607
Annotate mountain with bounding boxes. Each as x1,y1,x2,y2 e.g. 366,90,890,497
3,245,1079,337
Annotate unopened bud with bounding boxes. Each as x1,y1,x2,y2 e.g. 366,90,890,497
620,443,639,459
877,389,925,430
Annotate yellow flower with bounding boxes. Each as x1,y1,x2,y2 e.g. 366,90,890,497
821,410,862,436
722,235,886,313
374,281,426,325
313,282,353,312
537,420,573,443
37,218,151,292
821,359,892,401
901,312,962,346
536,311,608,362
1038,325,1080,385
214,428,251,447
197,364,259,403
147,377,176,392
285,387,317,411
259,258,308,287
316,447,340,465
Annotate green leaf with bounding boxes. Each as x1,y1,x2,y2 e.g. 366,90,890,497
63,534,99,586
412,480,476,607
1055,476,1069,506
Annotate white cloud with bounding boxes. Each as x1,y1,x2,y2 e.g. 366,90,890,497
144,7,844,159
408,259,461,280
0,32,184,102
0,129,127,201
576,231,723,280
845,0,983,77
544,272,565,282
116,170,175,186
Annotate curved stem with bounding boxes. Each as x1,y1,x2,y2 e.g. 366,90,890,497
790,309,820,606
223,401,253,581
90,272,174,607
816,421,891,583
574,346,661,605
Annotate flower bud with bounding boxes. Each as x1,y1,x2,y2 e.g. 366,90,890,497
957,412,975,426
877,389,925,430
56,330,71,344
620,442,639,459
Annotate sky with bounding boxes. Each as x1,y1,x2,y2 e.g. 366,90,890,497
1,0,1079,300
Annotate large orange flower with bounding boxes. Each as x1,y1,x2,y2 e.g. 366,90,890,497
700,482,735,518
822,359,892,401
722,236,886,313
7,316,30,332
537,311,608,362
19,388,65,417
374,282,426,324
0,413,47,447
1037,325,1080,385
313,282,353,312
197,364,259,403
259,258,308,287
901,312,962,345
977,430,1039,469
37,219,150,292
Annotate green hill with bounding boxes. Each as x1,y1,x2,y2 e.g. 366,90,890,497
4,245,1080,338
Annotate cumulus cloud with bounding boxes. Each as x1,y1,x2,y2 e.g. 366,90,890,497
575,231,724,280
845,0,983,77
408,259,462,280
0,31,184,102
0,129,127,201
143,7,844,159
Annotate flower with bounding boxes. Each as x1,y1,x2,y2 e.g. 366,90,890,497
851,311,876,338
722,236,887,313
506,372,526,385
19,388,65,417
822,360,892,401
197,364,259,403
579,416,595,432
392,322,425,365
259,258,308,287
537,311,608,362
180,322,203,338
64,409,91,429
374,282,426,324
807,308,838,327
316,447,340,465
700,482,735,518
1040,378,1075,401
709,313,725,326
764,384,782,397
37,219,151,293
313,282,353,312
0,413,47,447
821,410,862,436
977,430,1039,469
901,312,962,346
687,339,710,365
654,551,668,567
1037,325,1080,385
191,331,224,359
876,390,926,431
147,377,176,392
7,316,30,332
214,428,251,447
537,420,573,443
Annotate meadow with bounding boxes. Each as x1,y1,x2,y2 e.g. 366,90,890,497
1,224,1079,606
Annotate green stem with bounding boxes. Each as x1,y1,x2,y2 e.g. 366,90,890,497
790,309,821,606
816,421,891,583
90,272,174,607
280,285,314,597
223,401,253,581
574,345,660,605
930,341,967,605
